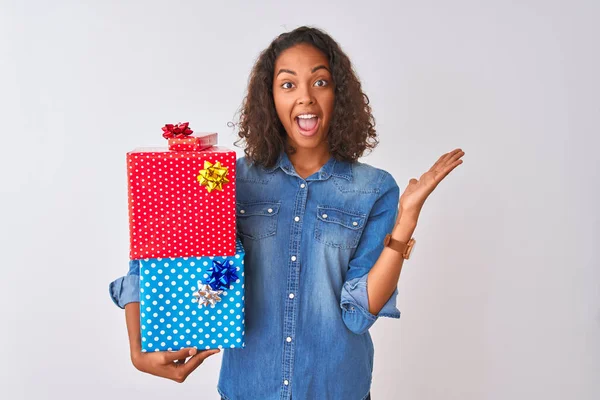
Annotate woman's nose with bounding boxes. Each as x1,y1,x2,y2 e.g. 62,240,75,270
296,86,315,105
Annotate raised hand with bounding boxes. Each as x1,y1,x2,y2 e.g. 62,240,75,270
399,148,465,220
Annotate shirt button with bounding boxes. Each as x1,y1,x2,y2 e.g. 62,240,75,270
291,256,297,262
300,183,306,188
284,380,289,386
294,216,300,222
239,210,245,214
286,337,292,343
322,213,328,219
352,221,358,226
289,293,295,299
267,208,273,213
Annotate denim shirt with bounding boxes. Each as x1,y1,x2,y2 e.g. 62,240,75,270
110,152,401,400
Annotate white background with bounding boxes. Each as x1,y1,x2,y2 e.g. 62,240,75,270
1,1,598,399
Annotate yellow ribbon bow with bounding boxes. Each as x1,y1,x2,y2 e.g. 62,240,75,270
197,160,230,192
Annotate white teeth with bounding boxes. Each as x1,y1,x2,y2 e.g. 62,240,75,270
297,114,317,119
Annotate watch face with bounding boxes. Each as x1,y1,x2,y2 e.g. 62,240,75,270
406,239,416,258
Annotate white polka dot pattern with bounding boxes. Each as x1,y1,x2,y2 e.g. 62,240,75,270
168,133,218,151
140,238,245,352
127,146,236,259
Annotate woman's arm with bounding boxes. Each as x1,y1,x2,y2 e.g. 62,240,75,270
366,210,417,315
124,302,143,362
124,302,221,383
110,261,221,383
366,148,464,315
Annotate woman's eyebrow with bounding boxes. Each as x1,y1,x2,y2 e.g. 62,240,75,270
276,68,296,77
276,65,330,77
311,65,330,73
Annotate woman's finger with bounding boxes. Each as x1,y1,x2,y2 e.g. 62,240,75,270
430,148,461,171
430,153,448,171
436,159,463,181
164,347,197,363
180,349,221,376
447,149,465,164
439,149,463,166
433,150,464,176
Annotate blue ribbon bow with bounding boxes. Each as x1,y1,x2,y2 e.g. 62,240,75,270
205,259,239,291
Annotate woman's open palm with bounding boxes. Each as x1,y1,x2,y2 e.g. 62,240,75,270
399,148,465,215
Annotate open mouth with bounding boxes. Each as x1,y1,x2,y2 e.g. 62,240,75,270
295,114,320,137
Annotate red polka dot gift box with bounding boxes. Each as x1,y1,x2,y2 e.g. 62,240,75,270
127,125,236,259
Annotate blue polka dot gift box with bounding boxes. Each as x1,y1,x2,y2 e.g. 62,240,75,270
139,238,246,352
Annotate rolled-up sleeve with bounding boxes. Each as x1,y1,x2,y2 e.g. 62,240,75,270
109,260,141,309
340,171,401,335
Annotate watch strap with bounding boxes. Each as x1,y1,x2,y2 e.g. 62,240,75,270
383,234,415,259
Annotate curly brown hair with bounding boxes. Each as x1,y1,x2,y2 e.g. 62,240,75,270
234,26,378,168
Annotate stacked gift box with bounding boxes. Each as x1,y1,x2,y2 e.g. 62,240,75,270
127,122,245,352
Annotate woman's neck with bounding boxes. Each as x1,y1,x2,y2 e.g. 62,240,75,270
288,146,331,180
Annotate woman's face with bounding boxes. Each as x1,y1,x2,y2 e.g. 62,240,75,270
273,43,334,154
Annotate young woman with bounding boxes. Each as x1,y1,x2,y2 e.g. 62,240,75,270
110,26,464,400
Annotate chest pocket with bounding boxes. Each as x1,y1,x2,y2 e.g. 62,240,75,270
314,206,367,249
236,201,280,240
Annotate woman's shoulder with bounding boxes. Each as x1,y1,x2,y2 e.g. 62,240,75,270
351,161,394,181
236,155,253,176
341,160,399,195
235,156,272,183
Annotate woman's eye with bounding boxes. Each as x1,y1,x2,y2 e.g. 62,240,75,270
314,79,328,87
282,82,294,89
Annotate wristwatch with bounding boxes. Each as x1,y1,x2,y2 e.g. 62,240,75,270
383,234,416,259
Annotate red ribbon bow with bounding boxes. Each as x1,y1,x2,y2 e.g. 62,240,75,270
162,122,193,139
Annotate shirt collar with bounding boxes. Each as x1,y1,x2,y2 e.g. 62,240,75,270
263,151,352,181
